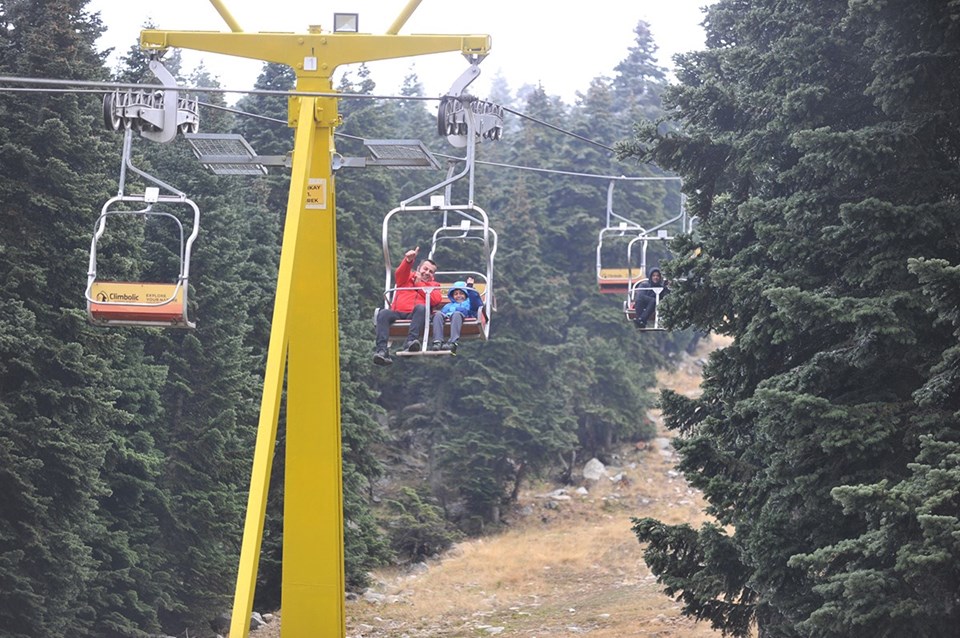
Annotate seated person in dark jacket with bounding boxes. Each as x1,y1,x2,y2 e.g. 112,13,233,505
632,267,668,329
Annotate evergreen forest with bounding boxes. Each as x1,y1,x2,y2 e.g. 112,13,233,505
0,1,958,637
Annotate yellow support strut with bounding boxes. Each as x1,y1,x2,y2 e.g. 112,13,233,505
229,94,344,638
141,3,491,638
387,0,424,35
208,0,243,32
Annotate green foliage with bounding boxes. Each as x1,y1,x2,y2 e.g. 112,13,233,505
557,328,658,456
790,435,960,637
0,5,696,635
0,2,178,636
366,19,688,531
623,0,960,635
632,518,757,636
338,264,393,589
380,487,463,562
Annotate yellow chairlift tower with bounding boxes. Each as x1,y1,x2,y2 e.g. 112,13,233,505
138,2,491,636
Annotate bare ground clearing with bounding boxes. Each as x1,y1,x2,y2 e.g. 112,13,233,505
250,336,732,638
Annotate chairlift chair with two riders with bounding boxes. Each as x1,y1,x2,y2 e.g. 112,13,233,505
595,178,691,331
376,62,502,358
85,57,201,328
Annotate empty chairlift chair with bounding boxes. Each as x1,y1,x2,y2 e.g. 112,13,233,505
87,57,202,328
85,124,200,328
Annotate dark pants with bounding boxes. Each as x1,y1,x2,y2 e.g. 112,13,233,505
634,293,657,324
375,304,426,350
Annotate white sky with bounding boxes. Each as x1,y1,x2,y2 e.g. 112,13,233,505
87,0,709,104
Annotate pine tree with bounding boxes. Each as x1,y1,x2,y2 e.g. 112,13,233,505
337,264,393,587
0,5,729,635
0,1,176,635
230,62,292,607
623,0,960,635
106,56,256,633
612,20,668,124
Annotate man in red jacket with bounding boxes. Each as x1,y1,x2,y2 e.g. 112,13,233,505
374,246,443,366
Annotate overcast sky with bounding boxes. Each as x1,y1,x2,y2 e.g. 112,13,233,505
87,0,710,103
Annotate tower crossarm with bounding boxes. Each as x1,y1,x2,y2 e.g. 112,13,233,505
139,30,491,83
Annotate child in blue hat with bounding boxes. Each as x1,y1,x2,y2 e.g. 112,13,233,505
430,278,483,354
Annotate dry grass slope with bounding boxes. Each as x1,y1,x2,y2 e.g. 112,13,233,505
251,335,732,638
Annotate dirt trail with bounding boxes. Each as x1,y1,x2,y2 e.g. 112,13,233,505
254,336,730,638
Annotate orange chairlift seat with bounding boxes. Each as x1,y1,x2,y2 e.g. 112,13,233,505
379,211,498,356
597,179,670,295
375,63,501,358
597,181,645,295
597,224,646,295
85,127,200,328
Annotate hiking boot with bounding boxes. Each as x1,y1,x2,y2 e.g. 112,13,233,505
430,340,443,351
373,350,393,366
404,339,421,353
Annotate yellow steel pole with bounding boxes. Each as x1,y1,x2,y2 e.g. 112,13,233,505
227,93,330,638
280,87,345,637
386,0,424,35
207,0,243,32
230,90,343,638
137,23,490,638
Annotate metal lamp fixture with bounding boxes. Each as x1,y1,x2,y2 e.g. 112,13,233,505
333,13,359,33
